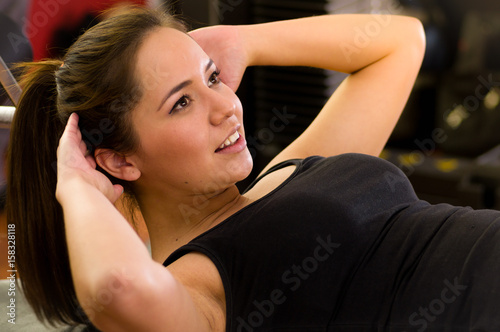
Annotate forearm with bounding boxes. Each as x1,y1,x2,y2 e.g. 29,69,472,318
244,14,425,165
241,14,424,73
58,178,155,310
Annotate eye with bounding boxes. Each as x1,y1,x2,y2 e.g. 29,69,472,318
170,94,191,114
208,69,221,86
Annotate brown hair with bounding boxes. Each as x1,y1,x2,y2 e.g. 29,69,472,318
6,7,186,327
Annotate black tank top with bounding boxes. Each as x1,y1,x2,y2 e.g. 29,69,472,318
163,154,500,331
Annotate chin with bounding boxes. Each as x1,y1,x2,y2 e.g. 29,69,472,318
225,151,254,183
236,151,254,179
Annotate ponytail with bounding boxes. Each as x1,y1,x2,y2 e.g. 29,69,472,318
5,6,187,328
6,61,89,326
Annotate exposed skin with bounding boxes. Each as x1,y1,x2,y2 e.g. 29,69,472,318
97,28,254,261
56,14,426,332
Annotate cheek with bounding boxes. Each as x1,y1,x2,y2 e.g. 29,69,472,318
135,127,205,179
164,136,198,157
136,132,210,186
145,124,206,156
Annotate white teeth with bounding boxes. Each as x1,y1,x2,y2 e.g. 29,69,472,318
228,131,240,145
218,131,240,150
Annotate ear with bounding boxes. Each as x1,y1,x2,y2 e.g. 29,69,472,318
95,148,141,182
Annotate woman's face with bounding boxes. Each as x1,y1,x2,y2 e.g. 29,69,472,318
130,27,252,196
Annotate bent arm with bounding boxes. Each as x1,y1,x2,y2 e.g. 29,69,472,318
239,14,425,172
57,179,210,331
55,115,212,331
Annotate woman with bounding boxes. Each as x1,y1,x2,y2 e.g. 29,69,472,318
8,6,500,332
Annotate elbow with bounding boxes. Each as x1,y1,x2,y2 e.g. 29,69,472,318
77,269,138,326
404,16,427,62
78,267,171,330
387,16,426,70
413,17,426,55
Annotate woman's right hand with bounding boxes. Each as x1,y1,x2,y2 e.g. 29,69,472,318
55,113,123,204
189,25,249,92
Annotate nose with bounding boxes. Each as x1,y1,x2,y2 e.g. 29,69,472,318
208,90,237,126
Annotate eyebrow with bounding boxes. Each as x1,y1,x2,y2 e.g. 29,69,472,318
156,59,215,112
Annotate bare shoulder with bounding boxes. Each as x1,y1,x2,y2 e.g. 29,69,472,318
167,252,226,332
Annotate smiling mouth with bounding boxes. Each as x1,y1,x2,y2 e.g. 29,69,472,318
215,131,240,152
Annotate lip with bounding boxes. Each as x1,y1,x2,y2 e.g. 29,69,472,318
215,125,247,154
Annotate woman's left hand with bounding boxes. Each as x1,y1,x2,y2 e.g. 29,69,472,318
189,25,249,92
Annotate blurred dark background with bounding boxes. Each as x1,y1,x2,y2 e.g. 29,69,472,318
174,0,500,209
3,0,500,209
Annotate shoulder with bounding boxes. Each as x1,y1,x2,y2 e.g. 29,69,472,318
245,153,416,206
253,153,405,186
167,252,226,332
298,153,411,183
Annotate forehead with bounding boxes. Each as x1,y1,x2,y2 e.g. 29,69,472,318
135,27,207,84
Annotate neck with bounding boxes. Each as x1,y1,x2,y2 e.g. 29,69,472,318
136,184,249,262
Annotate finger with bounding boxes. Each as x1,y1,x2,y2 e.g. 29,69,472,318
110,184,124,204
79,140,88,155
85,154,97,169
57,113,79,159
188,27,206,38
60,113,81,147
225,79,240,93
222,74,241,93
65,113,80,136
